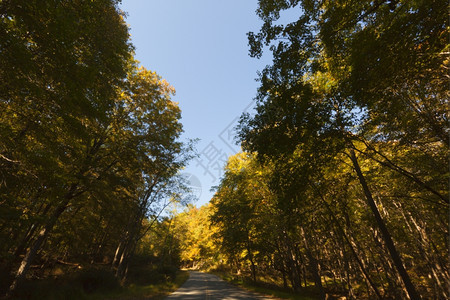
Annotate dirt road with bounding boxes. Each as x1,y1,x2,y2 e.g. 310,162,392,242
165,271,269,299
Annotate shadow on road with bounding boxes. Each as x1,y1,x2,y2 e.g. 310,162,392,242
165,271,269,299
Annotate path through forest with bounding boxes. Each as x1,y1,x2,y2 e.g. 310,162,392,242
165,271,270,299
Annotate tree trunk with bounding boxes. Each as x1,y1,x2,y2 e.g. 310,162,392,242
246,239,257,283
396,201,449,298
8,197,70,295
348,148,421,300
312,182,383,299
292,244,304,291
356,139,448,204
116,244,131,280
275,241,288,289
112,240,124,268
300,226,326,300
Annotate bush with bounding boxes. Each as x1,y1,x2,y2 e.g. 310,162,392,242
11,278,85,300
129,253,158,266
157,265,178,281
126,264,179,285
74,268,119,294
127,265,163,285
2,262,122,298
209,263,231,273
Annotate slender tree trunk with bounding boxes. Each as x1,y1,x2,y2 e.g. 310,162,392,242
246,239,257,283
112,240,124,268
275,242,288,289
91,228,110,263
296,247,308,288
396,201,449,298
13,224,39,259
3,223,40,277
370,227,400,295
116,244,131,280
356,139,448,204
286,247,300,291
281,264,288,289
7,202,52,262
281,234,301,291
115,229,135,280
285,251,296,290
8,197,71,295
113,211,138,272
311,182,383,299
348,148,421,300
300,226,326,300
292,244,304,291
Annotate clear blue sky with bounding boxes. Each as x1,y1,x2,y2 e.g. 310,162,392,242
120,1,273,206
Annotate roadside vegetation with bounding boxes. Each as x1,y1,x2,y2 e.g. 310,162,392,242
1,0,193,298
1,0,447,299
210,268,319,300
163,0,448,299
6,265,188,300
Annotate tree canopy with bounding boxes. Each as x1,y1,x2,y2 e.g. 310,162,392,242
1,1,448,299
229,0,447,298
1,0,193,295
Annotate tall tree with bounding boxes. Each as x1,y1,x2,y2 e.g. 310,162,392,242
0,1,193,294
1,0,132,292
239,0,448,298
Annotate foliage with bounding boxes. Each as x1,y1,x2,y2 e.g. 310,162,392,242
1,0,448,299
207,150,448,298
0,0,193,296
228,0,448,299
139,204,221,271
7,267,189,300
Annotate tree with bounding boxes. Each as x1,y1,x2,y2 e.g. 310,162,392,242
0,1,194,294
170,204,219,269
1,0,132,293
109,66,192,280
238,0,448,298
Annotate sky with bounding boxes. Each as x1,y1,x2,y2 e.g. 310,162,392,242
119,1,273,206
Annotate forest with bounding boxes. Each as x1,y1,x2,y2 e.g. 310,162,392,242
1,1,193,298
170,0,448,299
1,0,448,299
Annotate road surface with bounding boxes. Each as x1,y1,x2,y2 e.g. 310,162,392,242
165,271,270,299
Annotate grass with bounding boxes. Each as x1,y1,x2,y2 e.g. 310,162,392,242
87,270,189,300
8,266,189,300
209,271,319,300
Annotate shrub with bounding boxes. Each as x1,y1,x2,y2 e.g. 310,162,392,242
11,278,85,300
157,265,178,281
74,268,119,293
